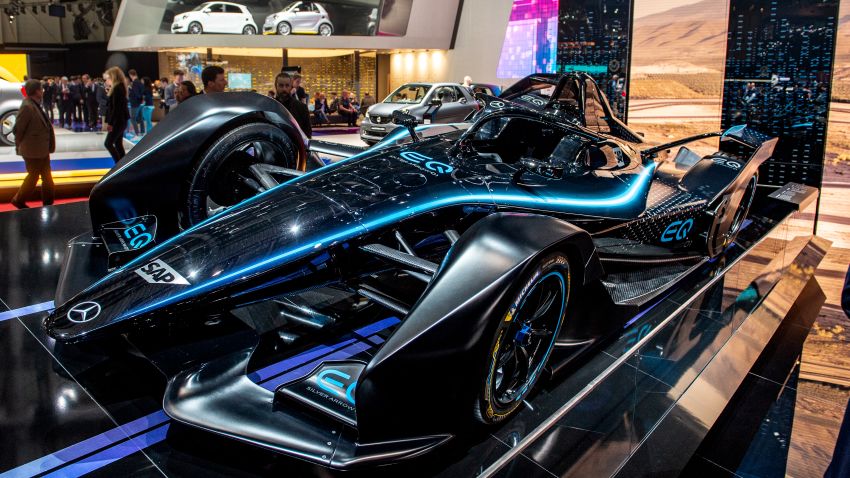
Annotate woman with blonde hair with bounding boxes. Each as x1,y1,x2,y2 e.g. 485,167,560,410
103,66,130,162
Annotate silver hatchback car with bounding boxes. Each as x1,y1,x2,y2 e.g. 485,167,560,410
0,79,23,146
264,1,334,36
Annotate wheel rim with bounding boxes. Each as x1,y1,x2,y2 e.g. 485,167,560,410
278,22,290,35
729,176,757,237
493,271,566,407
243,25,255,34
189,23,201,34
319,24,331,36
204,139,295,218
1,113,15,144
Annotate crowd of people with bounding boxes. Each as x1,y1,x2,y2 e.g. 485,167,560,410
264,73,376,128
10,64,371,208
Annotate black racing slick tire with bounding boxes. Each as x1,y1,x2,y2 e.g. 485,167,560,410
474,252,571,424
180,122,298,229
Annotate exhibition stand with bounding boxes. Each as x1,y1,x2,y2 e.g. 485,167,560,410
0,184,827,477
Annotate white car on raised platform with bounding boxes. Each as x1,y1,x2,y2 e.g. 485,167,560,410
263,1,334,36
0,79,23,147
171,2,258,35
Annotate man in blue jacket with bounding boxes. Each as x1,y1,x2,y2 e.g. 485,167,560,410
127,69,144,136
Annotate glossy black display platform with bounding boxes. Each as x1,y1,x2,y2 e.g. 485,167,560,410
0,188,826,477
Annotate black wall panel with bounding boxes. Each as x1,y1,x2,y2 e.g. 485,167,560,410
721,0,840,189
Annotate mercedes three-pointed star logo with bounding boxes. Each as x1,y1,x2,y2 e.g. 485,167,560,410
67,301,102,323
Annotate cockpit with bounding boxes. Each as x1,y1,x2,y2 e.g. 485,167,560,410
464,114,634,175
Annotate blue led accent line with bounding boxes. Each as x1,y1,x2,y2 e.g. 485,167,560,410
261,340,373,391
78,124,447,297
0,301,55,322
248,338,358,383
354,317,400,338
39,424,170,478
116,163,655,322
0,410,169,478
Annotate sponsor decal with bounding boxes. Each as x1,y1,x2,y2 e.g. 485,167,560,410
67,301,102,323
316,369,357,405
399,151,454,175
123,222,153,250
712,157,742,170
519,95,546,106
135,260,191,285
661,219,695,242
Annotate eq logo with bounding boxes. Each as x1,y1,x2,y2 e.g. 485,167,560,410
520,95,546,106
123,222,153,250
661,219,695,243
712,158,742,170
317,369,357,405
399,151,454,175
134,260,191,285
67,301,102,323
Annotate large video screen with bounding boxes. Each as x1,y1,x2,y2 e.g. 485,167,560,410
161,0,412,36
556,0,634,121
721,0,839,189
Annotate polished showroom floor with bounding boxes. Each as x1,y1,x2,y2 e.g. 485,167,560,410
0,192,846,477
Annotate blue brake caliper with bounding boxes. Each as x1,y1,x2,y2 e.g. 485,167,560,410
515,324,532,346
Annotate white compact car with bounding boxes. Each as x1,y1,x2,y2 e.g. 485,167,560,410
0,79,22,146
263,1,334,36
171,2,258,35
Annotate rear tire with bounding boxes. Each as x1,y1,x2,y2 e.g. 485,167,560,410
180,122,298,229
318,23,333,36
474,252,571,424
242,25,256,35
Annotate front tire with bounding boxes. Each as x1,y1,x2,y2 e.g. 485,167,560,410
474,252,571,424
277,21,291,35
0,110,16,146
188,21,203,34
180,122,299,228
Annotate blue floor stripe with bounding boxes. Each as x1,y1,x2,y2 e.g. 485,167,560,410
0,310,398,477
40,424,170,478
0,411,169,478
0,301,54,322
0,158,114,175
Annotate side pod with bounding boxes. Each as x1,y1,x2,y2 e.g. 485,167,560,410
354,213,602,443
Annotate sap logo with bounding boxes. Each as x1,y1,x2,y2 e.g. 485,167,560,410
712,158,742,170
67,301,101,323
135,260,190,285
399,151,454,175
123,223,153,250
317,369,356,405
661,219,694,243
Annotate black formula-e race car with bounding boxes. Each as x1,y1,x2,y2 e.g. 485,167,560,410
44,74,775,469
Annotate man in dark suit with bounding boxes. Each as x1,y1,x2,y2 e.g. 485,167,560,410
70,76,84,126
42,77,56,123
82,74,101,131
11,80,56,209
274,72,312,139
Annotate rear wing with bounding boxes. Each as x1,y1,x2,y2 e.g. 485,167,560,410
640,125,776,165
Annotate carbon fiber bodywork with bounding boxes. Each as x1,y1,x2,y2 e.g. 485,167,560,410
44,75,776,468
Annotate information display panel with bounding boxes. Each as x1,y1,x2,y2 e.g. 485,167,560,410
557,0,634,120
721,0,840,189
